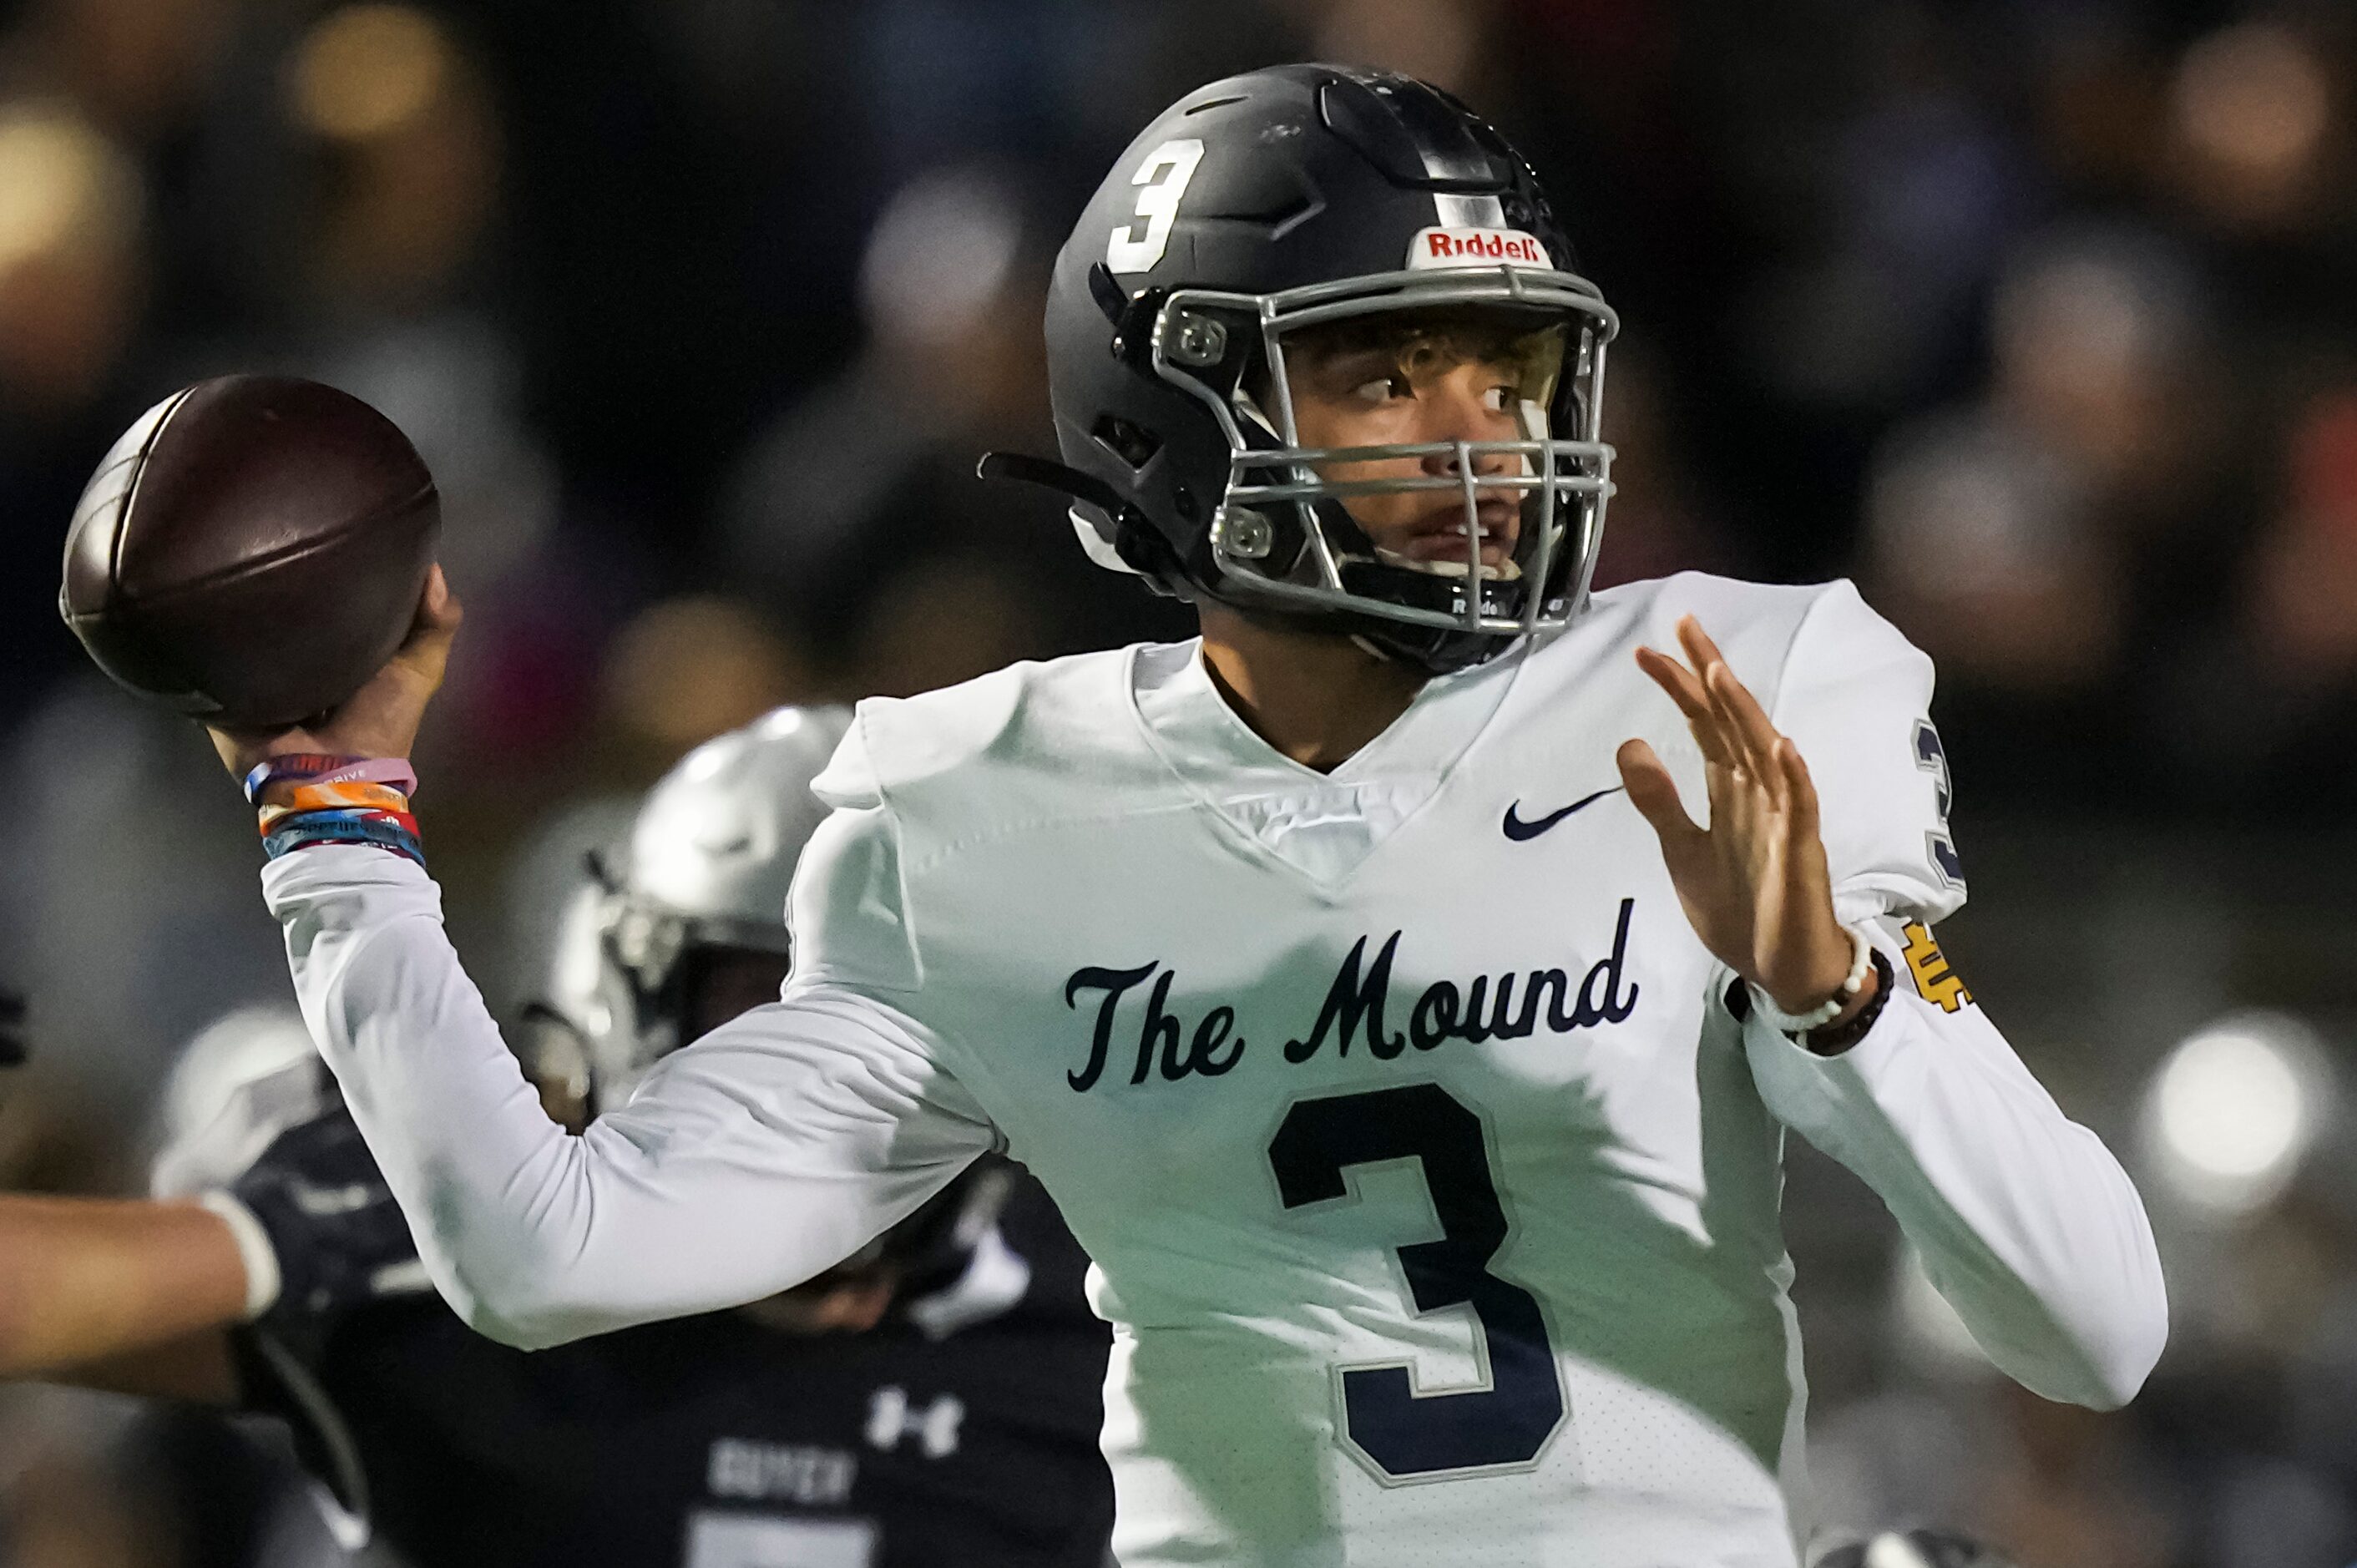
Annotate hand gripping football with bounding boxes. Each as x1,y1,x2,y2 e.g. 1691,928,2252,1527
58,376,440,731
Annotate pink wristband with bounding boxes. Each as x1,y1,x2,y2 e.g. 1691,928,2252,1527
243,755,419,805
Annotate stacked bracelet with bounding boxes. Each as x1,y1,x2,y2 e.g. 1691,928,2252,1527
249,754,423,867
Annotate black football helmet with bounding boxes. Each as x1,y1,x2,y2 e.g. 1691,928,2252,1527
989,63,1617,674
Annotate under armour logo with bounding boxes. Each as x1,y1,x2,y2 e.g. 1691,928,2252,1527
865,1387,963,1459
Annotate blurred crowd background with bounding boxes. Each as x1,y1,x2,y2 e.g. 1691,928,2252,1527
0,0,2354,1564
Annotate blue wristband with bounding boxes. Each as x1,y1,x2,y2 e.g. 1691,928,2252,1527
262,812,425,867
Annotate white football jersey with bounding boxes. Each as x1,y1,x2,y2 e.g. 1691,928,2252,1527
264,572,2165,1568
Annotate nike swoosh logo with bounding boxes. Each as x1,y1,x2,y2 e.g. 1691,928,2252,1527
1502,786,1624,841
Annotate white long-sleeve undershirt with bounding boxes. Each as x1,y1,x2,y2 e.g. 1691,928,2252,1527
266,843,994,1349
1742,918,2166,1410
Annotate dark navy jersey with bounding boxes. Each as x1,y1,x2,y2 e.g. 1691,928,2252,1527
233,1181,1113,1568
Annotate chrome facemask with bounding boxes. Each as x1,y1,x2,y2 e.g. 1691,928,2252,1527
1151,265,1618,645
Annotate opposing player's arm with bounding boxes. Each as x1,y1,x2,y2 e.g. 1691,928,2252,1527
0,1193,245,1393
1751,584,2163,1409
0,1095,431,1399
263,772,997,1351
1627,583,2166,1410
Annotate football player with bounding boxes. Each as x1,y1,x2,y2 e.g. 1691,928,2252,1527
0,710,1114,1568
208,65,2167,1568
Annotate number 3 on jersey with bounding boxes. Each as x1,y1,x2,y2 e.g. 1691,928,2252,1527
1106,139,1203,275
1267,1085,1567,1481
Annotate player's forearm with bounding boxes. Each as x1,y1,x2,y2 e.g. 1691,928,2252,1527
265,846,974,1347
266,845,640,1344
1746,959,2167,1409
0,1196,250,1377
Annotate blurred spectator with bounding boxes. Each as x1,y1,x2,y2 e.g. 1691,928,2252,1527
601,594,810,764
2159,385,2357,816
0,100,152,726
0,102,144,416
1299,0,1490,94
282,3,498,314
1588,334,1742,589
720,165,1190,693
2163,20,2343,240
22,0,236,144
0,680,291,1106
1865,224,2207,695
1742,7,2036,419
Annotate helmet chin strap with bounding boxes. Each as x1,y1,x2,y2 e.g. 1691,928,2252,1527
1209,579,1467,680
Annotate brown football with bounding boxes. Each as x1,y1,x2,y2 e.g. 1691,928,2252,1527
58,376,440,730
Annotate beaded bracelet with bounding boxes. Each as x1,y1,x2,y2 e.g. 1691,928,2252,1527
1725,943,1897,1059
1795,947,1894,1057
1747,925,1876,1035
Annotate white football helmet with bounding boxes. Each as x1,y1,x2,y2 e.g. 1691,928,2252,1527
528,704,1024,1318
534,705,854,1114
149,1003,332,1198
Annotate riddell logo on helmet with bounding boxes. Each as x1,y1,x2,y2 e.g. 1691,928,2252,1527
1406,227,1550,271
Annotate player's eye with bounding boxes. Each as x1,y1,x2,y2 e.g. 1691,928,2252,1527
1348,373,1411,405
1480,383,1515,413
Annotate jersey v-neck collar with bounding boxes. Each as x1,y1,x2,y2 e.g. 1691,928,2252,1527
1125,637,1525,888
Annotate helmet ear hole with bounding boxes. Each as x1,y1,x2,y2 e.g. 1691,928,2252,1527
1091,413,1162,470
1086,260,1129,327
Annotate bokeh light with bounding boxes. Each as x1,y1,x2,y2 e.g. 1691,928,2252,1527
286,4,457,145
2168,22,2335,227
2142,1014,2334,1220
0,105,139,276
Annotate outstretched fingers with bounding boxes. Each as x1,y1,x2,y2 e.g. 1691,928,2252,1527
1677,616,1788,797
1616,737,1706,856
1638,615,1819,827
1634,643,1709,722
1704,663,1778,797
1635,645,1737,769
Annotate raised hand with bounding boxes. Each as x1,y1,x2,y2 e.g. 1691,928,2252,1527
206,564,462,783
1614,615,1862,1020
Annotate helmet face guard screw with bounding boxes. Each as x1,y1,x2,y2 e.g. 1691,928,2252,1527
1214,507,1275,560
1167,311,1228,367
